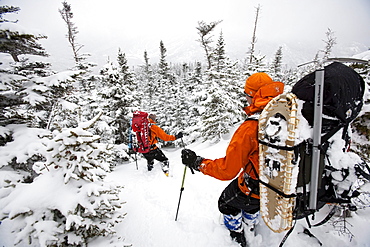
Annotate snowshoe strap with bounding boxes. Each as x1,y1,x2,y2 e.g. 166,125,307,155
248,162,296,199
279,219,297,247
302,227,323,246
355,163,370,181
312,205,338,227
258,140,296,151
258,178,296,198
320,122,346,146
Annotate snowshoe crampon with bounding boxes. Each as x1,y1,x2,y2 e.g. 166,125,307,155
258,93,299,233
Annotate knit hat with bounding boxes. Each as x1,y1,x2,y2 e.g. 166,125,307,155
148,114,156,121
244,72,273,97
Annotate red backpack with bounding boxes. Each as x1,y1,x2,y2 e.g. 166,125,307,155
131,111,151,153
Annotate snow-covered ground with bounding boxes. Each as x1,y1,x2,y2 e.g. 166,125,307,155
105,139,370,247
1,134,370,247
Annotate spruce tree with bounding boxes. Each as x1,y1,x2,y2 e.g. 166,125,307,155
201,32,244,142
155,41,174,130
196,20,222,69
59,1,84,64
181,62,204,143
270,46,284,81
116,49,137,143
0,5,48,62
244,5,267,74
140,50,155,110
0,114,125,246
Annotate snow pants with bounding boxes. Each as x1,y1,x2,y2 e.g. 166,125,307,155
218,178,260,215
142,148,169,172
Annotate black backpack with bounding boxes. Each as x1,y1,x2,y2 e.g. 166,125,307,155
291,62,366,220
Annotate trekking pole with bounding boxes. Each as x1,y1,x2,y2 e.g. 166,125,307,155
175,137,194,221
175,166,188,221
309,68,324,210
134,152,138,170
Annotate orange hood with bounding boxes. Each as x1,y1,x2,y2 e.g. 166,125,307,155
244,81,284,115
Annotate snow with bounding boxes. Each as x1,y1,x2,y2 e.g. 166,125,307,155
1,121,370,246
107,142,370,247
0,22,44,36
0,125,49,168
352,50,370,61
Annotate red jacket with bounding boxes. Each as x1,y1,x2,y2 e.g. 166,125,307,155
148,118,176,149
199,81,284,198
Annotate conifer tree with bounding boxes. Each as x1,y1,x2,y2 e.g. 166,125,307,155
196,20,222,69
246,5,260,69
0,114,125,246
98,61,126,144
270,46,284,81
158,40,171,79
140,50,155,110
244,5,267,74
321,28,337,62
0,5,48,62
116,48,137,143
183,62,204,142
201,32,244,142
59,1,84,64
155,40,175,130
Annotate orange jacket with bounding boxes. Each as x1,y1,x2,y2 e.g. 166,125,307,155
148,118,176,148
199,81,284,198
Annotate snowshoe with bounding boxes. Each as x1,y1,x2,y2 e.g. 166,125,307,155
258,92,300,233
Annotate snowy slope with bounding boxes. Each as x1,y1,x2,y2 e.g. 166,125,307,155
1,132,370,247
103,139,370,247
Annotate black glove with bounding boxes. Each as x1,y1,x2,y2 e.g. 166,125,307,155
175,132,183,139
181,149,203,171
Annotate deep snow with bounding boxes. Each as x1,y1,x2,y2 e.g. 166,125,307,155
1,128,370,247
104,138,370,247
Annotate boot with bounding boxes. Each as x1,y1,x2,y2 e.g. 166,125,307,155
229,230,248,247
161,160,170,176
242,210,259,232
147,162,154,171
223,213,247,247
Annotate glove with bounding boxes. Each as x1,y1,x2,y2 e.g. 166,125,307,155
181,149,203,171
175,132,183,139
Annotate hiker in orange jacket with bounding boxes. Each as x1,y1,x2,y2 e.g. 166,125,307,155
181,72,284,247
144,114,183,176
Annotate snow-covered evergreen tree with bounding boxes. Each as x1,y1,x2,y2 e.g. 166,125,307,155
116,48,137,143
137,50,155,111
201,32,244,143
59,1,84,64
196,20,222,69
270,46,284,81
0,114,125,246
182,62,204,143
0,5,48,62
155,40,177,132
244,5,267,74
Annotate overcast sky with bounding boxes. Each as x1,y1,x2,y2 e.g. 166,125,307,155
2,0,370,70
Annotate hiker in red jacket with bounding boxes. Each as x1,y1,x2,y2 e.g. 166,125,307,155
144,114,183,176
181,73,284,247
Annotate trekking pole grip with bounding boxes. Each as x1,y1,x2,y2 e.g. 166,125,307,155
180,137,195,174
